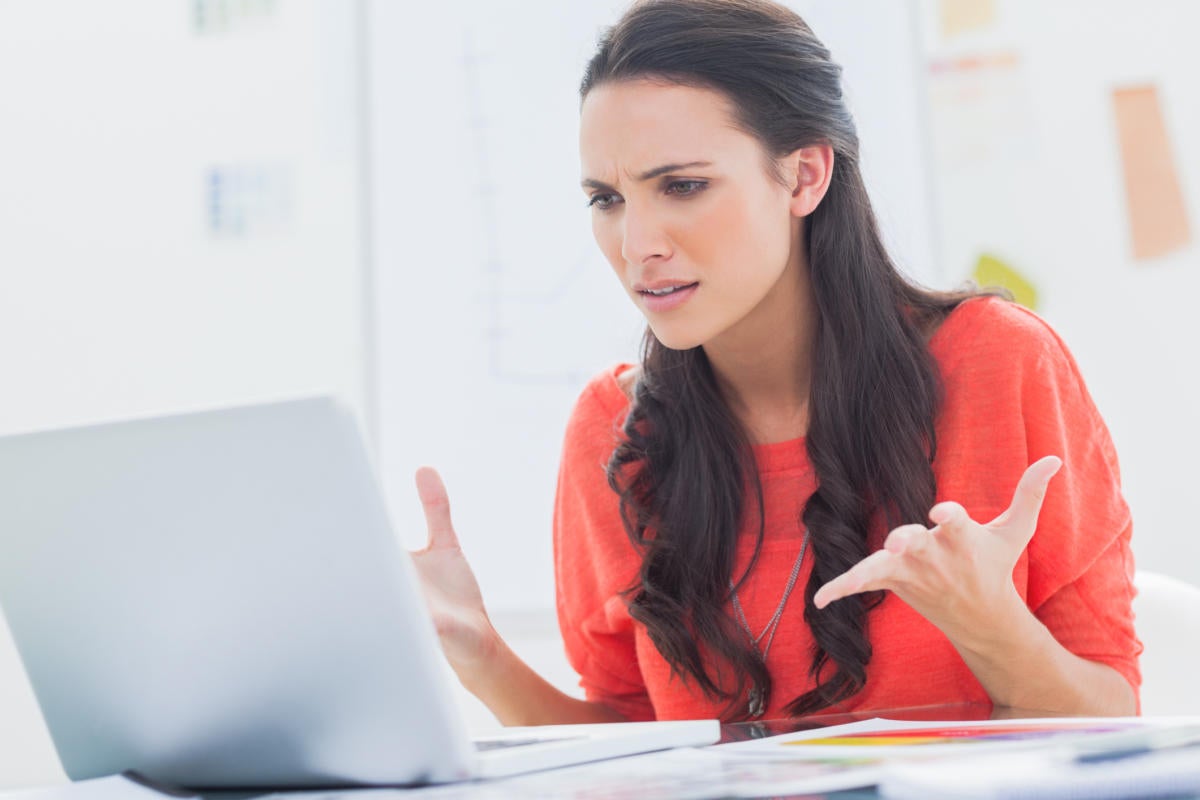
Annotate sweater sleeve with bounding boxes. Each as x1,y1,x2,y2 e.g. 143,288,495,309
934,299,1141,696
1014,310,1142,694
552,371,656,721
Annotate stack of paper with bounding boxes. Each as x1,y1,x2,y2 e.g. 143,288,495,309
880,745,1200,800
714,716,1200,800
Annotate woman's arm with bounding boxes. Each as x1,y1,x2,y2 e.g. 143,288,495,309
814,457,1137,716
411,467,626,725
952,587,1135,715
454,632,628,725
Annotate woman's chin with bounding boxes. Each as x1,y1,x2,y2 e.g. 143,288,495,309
647,324,708,352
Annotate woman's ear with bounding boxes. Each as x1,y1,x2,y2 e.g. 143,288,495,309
783,144,834,218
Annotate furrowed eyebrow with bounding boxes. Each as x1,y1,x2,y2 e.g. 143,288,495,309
636,161,712,181
581,161,713,191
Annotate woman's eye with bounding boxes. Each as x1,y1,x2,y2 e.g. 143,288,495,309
588,193,621,210
665,179,707,197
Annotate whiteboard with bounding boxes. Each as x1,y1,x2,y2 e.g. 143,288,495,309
369,0,936,612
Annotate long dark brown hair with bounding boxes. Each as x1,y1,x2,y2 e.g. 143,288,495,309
585,0,994,719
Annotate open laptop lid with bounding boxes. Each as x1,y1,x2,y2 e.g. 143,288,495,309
0,397,476,788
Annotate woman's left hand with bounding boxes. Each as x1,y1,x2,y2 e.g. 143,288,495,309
813,455,1063,651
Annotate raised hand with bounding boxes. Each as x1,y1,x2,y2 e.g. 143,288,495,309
410,467,498,676
410,468,629,725
813,456,1063,651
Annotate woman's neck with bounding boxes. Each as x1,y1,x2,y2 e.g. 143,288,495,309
703,256,817,445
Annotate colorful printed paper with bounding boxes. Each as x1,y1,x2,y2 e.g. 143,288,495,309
787,722,1131,749
716,717,1153,761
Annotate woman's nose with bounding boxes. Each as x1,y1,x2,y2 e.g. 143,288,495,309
619,203,672,266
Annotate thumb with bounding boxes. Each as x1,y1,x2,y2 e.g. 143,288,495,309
415,466,460,550
992,455,1062,536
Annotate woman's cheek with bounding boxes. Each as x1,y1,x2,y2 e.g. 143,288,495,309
593,222,625,278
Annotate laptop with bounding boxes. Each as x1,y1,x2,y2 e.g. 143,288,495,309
0,396,718,789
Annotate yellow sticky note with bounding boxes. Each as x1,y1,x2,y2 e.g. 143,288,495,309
1112,85,1192,261
940,0,996,38
972,253,1038,310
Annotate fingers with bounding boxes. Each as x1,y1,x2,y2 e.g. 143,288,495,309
815,460,1063,620
991,455,1063,532
814,549,895,609
928,500,968,529
816,524,937,608
884,523,935,555
415,466,460,550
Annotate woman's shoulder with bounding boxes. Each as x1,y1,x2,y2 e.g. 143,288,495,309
562,363,638,452
574,362,637,415
931,295,1072,371
930,295,1098,433
615,362,642,400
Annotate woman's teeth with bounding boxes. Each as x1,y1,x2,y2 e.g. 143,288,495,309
644,283,696,296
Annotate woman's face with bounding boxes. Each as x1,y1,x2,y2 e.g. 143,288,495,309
579,79,803,351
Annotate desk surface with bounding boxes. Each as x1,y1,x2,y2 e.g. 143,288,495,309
199,704,1195,800
718,699,1048,742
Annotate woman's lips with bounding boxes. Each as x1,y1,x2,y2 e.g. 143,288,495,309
638,282,699,312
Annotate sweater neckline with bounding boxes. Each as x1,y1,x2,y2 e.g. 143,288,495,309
604,363,810,474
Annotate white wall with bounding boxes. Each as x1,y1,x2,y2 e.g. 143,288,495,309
0,1,368,437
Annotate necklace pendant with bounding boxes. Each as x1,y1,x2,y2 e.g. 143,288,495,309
748,685,766,718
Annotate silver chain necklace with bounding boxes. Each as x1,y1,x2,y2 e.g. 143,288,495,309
728,528,810,718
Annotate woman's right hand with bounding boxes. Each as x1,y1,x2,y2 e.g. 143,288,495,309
410,466,498,678
411,468,628,725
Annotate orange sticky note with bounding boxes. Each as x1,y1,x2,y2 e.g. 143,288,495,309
1112,85,1192,260
940,0,996,38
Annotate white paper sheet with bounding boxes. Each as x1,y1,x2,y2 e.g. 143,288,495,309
880,745,1200,800
258,748,878,800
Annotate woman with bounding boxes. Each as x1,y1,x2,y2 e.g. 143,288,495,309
412,0,1140,724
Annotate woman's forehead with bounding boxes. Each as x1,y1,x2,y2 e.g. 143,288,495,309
579,80,757,181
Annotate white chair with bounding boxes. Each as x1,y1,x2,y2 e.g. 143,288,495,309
1133,570,1200,716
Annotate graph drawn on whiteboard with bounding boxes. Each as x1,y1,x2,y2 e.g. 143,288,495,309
460,23,643,387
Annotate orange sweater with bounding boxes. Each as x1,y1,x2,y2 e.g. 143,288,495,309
553,297,1141,721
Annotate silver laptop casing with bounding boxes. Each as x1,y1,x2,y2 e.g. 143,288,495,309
0,397,476,788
